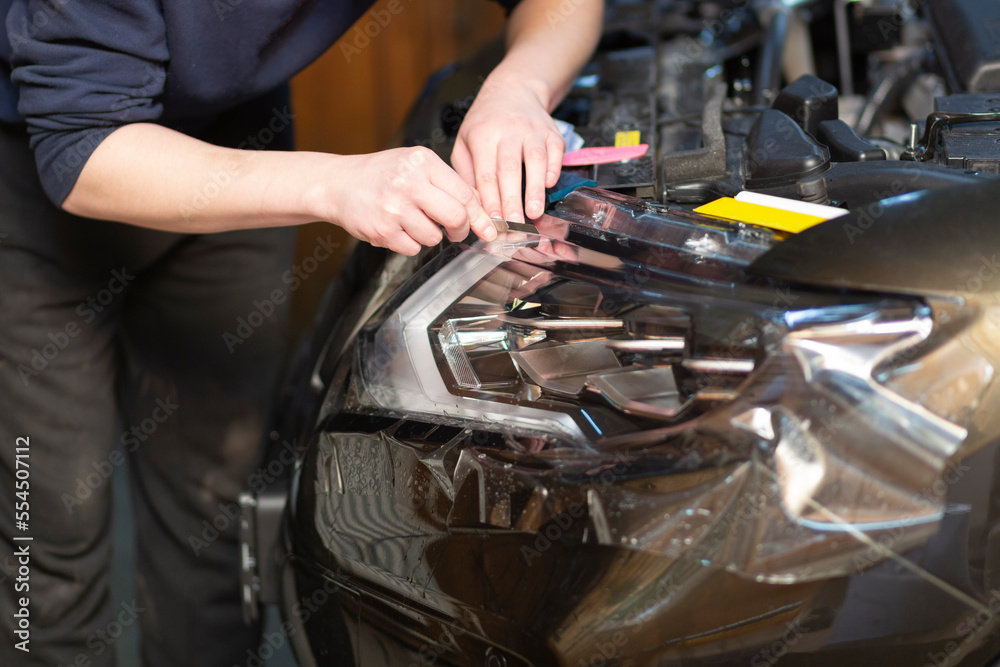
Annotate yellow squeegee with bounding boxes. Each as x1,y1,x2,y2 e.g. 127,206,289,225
694,192,848,234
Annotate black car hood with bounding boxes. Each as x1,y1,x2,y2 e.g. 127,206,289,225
750,179,1000,297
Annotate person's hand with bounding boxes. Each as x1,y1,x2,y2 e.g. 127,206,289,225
323,146,497,255
451,74,565,224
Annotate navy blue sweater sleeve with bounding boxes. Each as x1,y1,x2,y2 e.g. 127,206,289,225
6,0,168,205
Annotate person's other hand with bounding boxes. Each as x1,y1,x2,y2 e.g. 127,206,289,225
451,75,565,224
325,146,497,255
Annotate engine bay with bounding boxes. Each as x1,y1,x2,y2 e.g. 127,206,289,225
418,0,1000,213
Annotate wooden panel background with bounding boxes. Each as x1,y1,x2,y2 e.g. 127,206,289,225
291,0,506,155
287,0,506,334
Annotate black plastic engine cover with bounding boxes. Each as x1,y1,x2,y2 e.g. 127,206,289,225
771,74,839,138
932,94,1000,174
929,0,1000,93
743,109,830,188
818,120,886,162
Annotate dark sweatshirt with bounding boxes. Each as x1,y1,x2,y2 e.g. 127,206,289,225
1,0,516,206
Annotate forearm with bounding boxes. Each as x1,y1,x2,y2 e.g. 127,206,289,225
62,123,331,233
499,0,604,111
63,122,493,254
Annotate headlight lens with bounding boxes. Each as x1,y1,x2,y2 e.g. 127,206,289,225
336,187,995,583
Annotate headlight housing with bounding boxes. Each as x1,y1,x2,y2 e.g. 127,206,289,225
328,187,994,585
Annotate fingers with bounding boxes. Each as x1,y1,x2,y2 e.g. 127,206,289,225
450,138,475,187
496,138,524,223
472,149,503,221
401,208,444,247
377,229,422,256
465,129,565,224
545,132,565,188
523,132,549,220
362,205,426,255
426,163,496,242
468,135,523,223
333,146,502,256
388,147,496,246
391,235,422,256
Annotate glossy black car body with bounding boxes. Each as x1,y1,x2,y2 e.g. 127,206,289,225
243,1,1000,664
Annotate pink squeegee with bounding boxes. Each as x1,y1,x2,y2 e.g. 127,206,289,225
562,144,649,166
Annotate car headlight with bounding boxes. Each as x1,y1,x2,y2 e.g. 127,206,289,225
332,187,993,585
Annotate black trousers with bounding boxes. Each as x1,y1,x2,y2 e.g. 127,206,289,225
0,100,297,666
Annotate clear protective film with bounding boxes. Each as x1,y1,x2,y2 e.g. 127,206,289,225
304,187,1000,664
